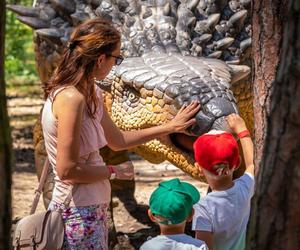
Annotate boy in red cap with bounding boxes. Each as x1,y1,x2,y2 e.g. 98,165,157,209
140,178,208,250
192,114,255,250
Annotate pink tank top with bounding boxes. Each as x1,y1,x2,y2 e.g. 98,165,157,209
41,85,110,206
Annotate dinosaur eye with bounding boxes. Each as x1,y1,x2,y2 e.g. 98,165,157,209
126,88,140,103
128,92,136,100
124,86,140,104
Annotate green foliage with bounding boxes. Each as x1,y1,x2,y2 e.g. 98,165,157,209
5,0,38,84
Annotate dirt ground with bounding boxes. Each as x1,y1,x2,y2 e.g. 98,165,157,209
7,83,208,249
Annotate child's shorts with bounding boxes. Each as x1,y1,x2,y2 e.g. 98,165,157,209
48,201,109,250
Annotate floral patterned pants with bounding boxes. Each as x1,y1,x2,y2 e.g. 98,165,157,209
48,201,109,250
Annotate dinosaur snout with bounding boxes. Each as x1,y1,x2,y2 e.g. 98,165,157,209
188,97,238,135
167,81,238,136
169,95,238,155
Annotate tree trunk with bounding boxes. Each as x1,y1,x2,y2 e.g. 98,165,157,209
0,1,13,248
252,0,288,167
248,1,300,249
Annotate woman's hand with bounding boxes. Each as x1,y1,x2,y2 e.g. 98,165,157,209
226,113,247,134
167,101,200,133
113,161,134,180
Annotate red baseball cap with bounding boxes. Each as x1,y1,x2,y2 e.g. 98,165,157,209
193,131,240,175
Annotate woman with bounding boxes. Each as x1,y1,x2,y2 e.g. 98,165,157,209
42,18,200,249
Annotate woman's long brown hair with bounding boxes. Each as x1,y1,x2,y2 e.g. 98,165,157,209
44,18,121,118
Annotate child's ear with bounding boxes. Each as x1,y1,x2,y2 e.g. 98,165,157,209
234,155,242,171
148,209,156,223
187,208,195,222
195,163,204,177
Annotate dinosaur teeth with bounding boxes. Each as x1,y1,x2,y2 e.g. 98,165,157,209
7,5,40,17
16,16,50,29
36,28,63,45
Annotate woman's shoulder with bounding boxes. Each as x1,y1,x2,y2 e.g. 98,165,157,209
55,86,85,104
52,86,85,116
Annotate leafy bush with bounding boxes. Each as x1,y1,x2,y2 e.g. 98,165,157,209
5,0,38,84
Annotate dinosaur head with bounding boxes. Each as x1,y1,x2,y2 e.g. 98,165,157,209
100,52,249,179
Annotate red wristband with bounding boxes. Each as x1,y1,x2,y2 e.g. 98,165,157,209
108,165,115,174
108,165,116,180
237,130,250,139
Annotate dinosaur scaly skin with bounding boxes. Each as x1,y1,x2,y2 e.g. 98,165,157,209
102,52,247,179
8,0,252,181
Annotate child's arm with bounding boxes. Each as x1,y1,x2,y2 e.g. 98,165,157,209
239,134,254,176
195,231,213,250
226,114,255,176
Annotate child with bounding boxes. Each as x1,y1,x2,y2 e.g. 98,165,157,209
140,178,209,250
192,114,255,250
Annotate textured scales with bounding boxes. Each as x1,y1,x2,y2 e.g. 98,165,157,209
8,0,252,179
103,53,241,178
111,54,236,131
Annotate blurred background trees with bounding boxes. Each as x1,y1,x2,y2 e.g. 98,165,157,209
5,0,38,85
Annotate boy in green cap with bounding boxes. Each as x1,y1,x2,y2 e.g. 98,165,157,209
140,178,208,250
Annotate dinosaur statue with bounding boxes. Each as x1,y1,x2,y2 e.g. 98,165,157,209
8,0,252,241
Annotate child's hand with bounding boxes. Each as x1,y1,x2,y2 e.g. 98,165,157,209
226,114,247,134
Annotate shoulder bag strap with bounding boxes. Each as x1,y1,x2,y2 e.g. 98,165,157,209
30,157,79,214
30,157,50,215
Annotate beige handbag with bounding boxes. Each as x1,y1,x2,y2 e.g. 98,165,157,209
12,158,74,250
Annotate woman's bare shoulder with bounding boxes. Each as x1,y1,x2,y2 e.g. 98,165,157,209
52,86,85,117
55,86,85,105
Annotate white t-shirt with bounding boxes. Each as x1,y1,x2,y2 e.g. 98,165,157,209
192,173,255,250
140,234,209,250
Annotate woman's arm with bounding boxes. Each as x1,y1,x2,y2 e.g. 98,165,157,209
53,87,110,183
101,101,200,151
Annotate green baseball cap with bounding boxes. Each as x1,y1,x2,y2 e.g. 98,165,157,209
149,178,200,225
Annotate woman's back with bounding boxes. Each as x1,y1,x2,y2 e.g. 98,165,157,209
42,85,110,206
